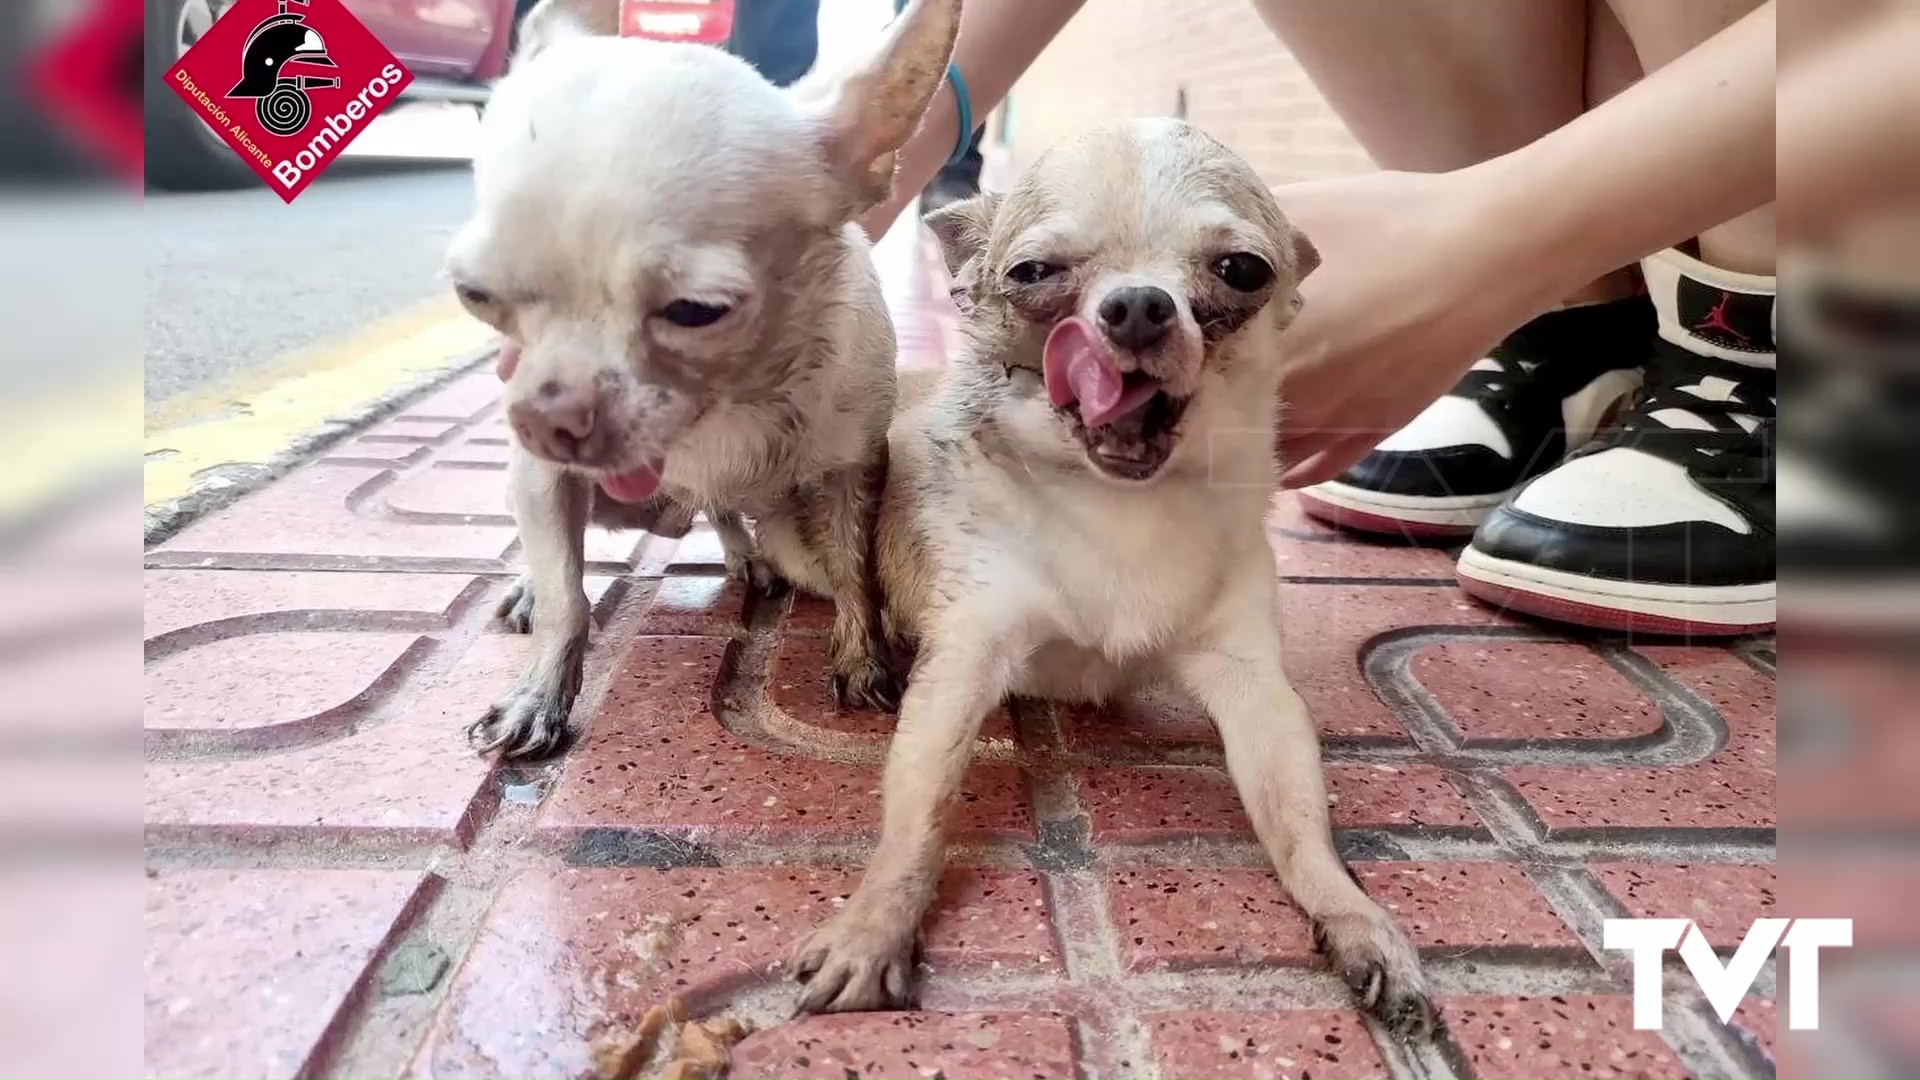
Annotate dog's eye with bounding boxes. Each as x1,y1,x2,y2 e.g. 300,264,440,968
1212,253,1275,293
659,300,732,328
455,283,496,309
1005,261,1063,286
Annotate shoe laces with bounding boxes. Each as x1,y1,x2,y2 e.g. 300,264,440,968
1588,342,1775,478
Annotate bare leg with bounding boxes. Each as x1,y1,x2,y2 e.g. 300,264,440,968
1584,0,1643,108
1174,563,1434,1036
1606,0,1774,274
474,448,590,758
1254,0,1636,304
792,628,1013,1011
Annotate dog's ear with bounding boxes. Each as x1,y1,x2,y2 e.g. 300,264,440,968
798,0,962,212
925,192,1001,315
515,0,618,64
1289,230,1321,283
925,192,1000,278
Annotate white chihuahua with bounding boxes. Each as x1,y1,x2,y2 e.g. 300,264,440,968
445,0,960,756
792,119,1436,1036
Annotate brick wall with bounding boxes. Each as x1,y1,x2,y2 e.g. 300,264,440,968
992,0,1375,186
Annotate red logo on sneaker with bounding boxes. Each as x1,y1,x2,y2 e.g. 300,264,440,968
163,0,412,203
1691,291,1751,346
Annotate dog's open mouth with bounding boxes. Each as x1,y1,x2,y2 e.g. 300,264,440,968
598,457,667,503
1066,384,1189,480
1045,316,1189,481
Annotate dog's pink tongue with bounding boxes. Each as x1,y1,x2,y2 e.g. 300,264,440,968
1043,317,1158,428
600,459,664,504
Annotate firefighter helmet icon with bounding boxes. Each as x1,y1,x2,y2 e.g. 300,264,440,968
228,0,341,136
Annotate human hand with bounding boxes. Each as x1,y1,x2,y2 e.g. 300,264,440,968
1271,166,1568,487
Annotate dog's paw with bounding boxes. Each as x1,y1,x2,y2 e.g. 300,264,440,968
1313,908,1436,1039
724,552,791,597
833,654,903,712
468,683,573,760
495,576,535,634
791,913,921,1014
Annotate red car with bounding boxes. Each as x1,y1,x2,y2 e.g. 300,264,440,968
144,0,536,189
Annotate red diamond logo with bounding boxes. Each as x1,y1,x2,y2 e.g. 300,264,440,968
163,0,413,203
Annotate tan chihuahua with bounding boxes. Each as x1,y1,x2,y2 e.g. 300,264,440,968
791,119,1435,1036
445,0,961,756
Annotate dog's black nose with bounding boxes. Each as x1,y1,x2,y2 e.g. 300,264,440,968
1097,286,1176,351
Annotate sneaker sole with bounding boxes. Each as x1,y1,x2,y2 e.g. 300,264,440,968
1455,546,1775,636
1297,482,1506,539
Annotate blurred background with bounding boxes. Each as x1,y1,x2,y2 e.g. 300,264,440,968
7,0,1916,1074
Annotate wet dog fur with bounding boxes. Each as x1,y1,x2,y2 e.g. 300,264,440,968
789,119,1437,1037
445,0,961,756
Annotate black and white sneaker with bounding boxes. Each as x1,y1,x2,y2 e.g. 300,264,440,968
1776,261,1920,630
1298,297,1653,537
1457,249,1775,636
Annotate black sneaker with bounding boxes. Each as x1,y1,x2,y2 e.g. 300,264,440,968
1298,296,1654,538
1457,249,1775,636
1776,263,1920,630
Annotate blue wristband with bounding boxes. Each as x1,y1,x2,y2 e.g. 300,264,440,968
945,61,974,166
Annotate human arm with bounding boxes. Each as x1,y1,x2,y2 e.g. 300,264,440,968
856,0,1089,241
1274,1,1776,485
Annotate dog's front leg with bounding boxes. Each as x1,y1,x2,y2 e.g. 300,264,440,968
1174,567,1436,1037
473,449,590,759
710,509,787,595
815,456,902,711
793,629,1015,1012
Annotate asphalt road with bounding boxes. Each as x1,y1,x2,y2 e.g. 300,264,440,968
145,149,475,419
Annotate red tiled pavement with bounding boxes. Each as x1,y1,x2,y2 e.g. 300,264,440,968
144,226,1778,1078
417,866,1061,1077
1410,640,1664,743
1592,864,1778,949
1108,862,1577,972
730,1013,1082,1080
145,869,439,1079
1441,996,1691,1079
1081,762,1478,843
1150,1009,1389,1079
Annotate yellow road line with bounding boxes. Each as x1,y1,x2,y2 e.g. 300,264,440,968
145,297,497,509
0,368,140,523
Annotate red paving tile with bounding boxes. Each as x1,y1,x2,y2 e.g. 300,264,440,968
1081,762,1477,842
152,464,517,565
1442,995,1690,1079
1592,863,1777,948
1109,862,1574,972
1148,1009,1389,1079
418,867,1059,1078
768,631,1016,742
1411,640,1663,742
1267,491,1459,580
143,236,1781,1078
1503,763,1774,834
1732,997,1776,1059
635,574,749,638
538,636,1033,843
146,630,426,735
1278,582,1516,742
731,1013,1082,1080
143,569,475,639
145,869,436,1079
145,633,517,844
